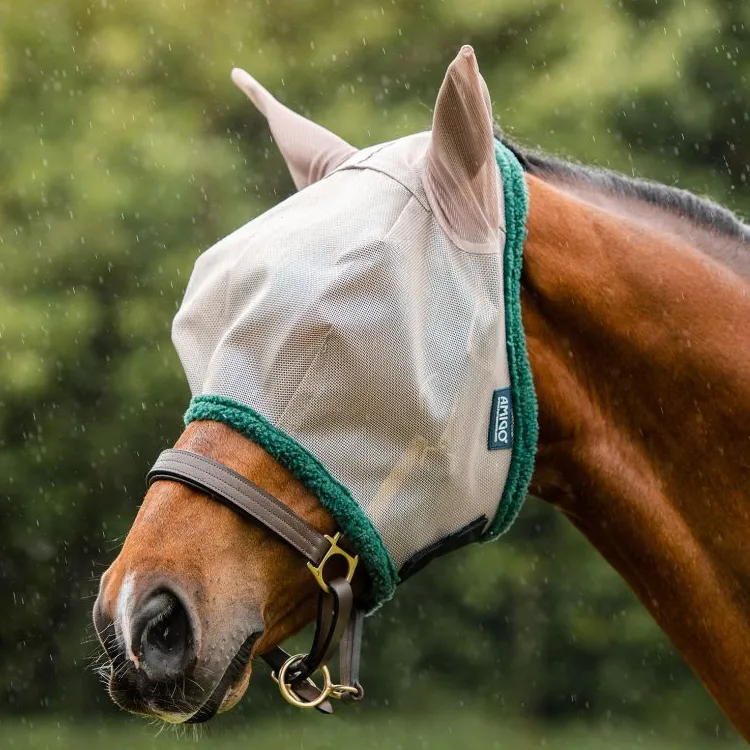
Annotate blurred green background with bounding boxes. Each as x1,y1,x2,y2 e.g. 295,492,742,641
1,0,748,747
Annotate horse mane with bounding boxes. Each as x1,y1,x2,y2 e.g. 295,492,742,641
497,128,750,247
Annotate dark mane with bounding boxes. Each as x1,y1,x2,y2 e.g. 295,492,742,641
498,132,750,245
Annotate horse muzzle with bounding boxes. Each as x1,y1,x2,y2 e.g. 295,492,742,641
93,572,258,723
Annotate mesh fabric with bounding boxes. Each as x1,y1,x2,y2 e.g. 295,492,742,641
173,133,513,570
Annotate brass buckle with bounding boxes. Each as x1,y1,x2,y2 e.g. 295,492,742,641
272,653,360,709
273,654,333,709
306,532,358,594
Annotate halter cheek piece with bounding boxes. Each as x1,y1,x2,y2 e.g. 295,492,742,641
147,448,365,714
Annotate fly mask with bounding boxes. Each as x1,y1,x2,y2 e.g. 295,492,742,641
148,46,537,711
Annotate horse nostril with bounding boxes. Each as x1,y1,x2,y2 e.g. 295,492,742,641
131,589,194,681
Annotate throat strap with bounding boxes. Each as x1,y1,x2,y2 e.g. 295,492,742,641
147,448,364,714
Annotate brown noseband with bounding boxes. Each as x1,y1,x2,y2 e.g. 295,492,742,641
147,448,365,715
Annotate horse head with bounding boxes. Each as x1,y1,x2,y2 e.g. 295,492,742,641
92,40,750,739
93,46,518,723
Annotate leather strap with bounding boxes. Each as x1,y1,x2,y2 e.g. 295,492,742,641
299,578,353,678
147,448,365,714
148,449,330,565
260,578,353,688
338,609,364,702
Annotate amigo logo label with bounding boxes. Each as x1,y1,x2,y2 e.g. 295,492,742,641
488,388,513,450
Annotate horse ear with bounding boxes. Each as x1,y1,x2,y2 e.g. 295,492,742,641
424,46,501,253
231,68,357,190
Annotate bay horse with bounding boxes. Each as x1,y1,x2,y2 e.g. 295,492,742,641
93,47,750,736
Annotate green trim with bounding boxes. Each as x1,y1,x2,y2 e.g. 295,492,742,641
484,141,538,539
184,394,398,610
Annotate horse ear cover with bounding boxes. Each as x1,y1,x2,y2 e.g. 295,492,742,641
231,68,357,190
424,46,501,254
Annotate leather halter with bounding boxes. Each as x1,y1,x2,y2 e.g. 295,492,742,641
147,448,365,714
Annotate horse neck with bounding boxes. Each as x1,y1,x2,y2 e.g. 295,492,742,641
522,174,750,735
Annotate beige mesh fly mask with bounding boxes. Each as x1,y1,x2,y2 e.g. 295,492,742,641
171,47,537,608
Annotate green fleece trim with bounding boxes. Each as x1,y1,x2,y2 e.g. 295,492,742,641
484,141,539,539
184,394,398,610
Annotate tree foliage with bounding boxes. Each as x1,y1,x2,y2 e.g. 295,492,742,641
0,0,746,734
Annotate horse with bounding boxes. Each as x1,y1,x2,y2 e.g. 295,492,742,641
93,46,750,736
